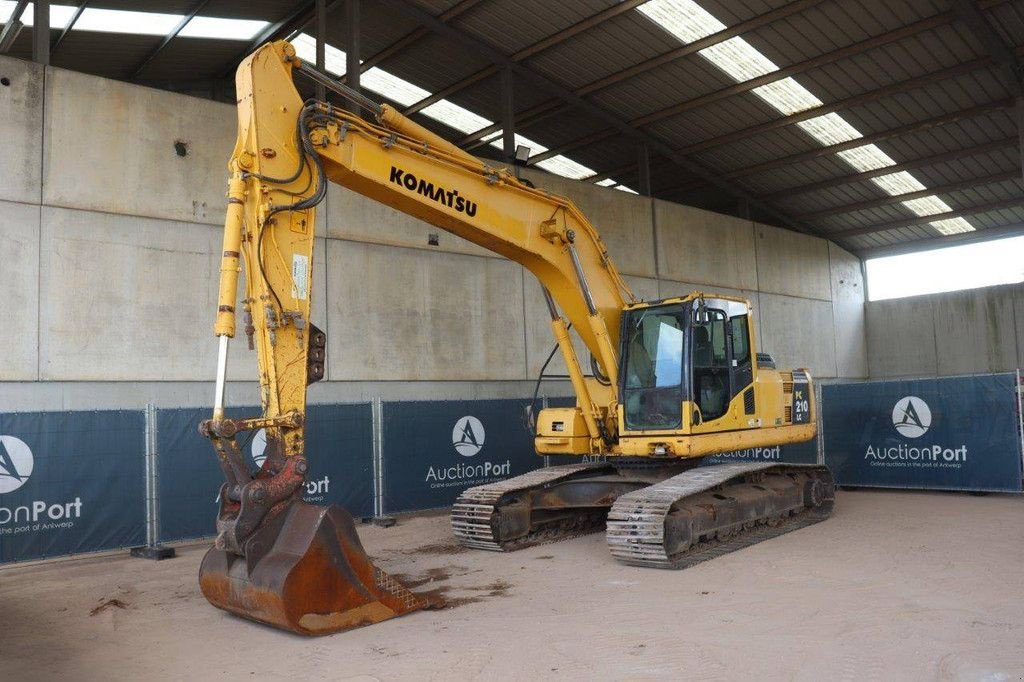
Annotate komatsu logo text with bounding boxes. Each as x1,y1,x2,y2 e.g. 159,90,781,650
389,167,478,217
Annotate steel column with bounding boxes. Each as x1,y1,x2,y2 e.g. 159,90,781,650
32,0,48,65
637,144,651,197
315,0,326,101
345,0,360,116
501,67,515,162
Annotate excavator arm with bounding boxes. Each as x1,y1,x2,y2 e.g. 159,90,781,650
198,41,636,635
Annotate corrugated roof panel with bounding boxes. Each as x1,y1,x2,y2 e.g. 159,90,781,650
986,0,1024,47
335,2,431,58
453,0,612,58
525,13,682,91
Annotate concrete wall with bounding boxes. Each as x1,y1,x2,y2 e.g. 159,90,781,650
866,283,1024,378
0,56,867,412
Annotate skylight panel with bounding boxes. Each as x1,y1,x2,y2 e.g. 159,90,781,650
179,16,268,41
615,185,639,194
292,33,347,76
535,156,596,180
361,67,429,107
901,196,954,217
929,218,974,235
596,179,618,187
751,78,822,115
871,171,927,195
76,7,182,36
420,100,492,135
796,113,862,146
637,0,724,42
836,145,898,173
699,37,778,82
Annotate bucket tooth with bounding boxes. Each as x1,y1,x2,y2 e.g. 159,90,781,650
199,502,426,636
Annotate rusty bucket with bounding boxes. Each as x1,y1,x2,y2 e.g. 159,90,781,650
199,502,427,635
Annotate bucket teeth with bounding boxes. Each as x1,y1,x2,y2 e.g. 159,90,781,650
200,502,427,636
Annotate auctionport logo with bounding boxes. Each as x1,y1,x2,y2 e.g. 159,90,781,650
0,436,34,494
452,416,485,457
892,396,931,438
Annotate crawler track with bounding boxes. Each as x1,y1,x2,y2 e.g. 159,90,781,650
451,463,615,551
606,462,835,569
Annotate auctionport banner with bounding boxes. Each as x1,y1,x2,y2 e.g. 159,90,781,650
0,410,145,563
381,399,544,513
157,403,375,542
703,436,818,465
821,374,1023,492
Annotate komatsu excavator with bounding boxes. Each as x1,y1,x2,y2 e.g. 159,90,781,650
199,40,835,636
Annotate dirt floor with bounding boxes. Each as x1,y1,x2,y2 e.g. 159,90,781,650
1,489,1023,681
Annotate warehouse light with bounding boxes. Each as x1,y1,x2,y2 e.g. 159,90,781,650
637,0,974,235
179,17,268,41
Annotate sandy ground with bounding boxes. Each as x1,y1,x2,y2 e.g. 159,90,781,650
1,489,1023,681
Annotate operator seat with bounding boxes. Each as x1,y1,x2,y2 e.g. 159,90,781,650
693,326,726,420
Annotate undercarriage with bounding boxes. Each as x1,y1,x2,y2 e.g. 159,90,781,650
453,461,835,568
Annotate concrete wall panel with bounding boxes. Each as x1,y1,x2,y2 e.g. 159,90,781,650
866,298,938,378
759,294,837,378
0,201,40,379
42,69,234,225
522,170,656,278
0,56,43,204
931,288,1018,375
326,241,525,380
654,200,758,290
828,243,867,378
37,208,327,381
755,223,831,300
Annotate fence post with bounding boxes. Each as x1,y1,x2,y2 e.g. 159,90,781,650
1017,369,1023,490
371,398,395,527
130,404,176,560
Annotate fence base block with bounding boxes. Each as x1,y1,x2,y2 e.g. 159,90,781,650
130,545,177,560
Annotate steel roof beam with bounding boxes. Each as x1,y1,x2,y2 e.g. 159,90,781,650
796,170,1022,220
832,197,1023,239
0,0,28,54
50,0,86,55
131,0,211,80
761,137,1017,200
401,0,652,117
952,0,1023,97
666,98,1015,194
854,221,1024,257
359,0,485,74
535,45,1021,166
459,0,831,150
381,0,821,236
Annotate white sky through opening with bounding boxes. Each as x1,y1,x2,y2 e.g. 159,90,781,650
866,235,1024,300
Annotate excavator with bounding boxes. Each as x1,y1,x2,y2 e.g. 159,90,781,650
199,40,835,636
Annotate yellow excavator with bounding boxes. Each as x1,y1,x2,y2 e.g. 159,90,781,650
199,40,834,636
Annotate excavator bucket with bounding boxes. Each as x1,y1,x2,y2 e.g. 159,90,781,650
199,502,428,636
